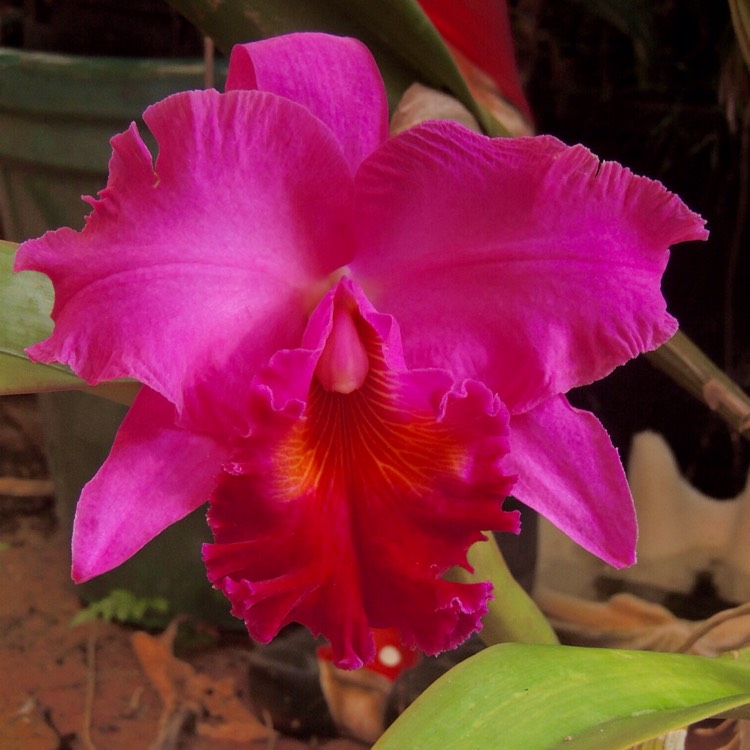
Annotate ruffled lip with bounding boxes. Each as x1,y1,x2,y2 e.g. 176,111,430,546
204,278,518,667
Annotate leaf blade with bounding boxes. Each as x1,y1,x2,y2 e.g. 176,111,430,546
374,644,750,750
0,240,138,403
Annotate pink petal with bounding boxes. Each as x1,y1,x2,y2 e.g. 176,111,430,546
15,88,353,429
351,123,708,414
227,33,389,173
203,278,518,667
72,387,226,582
506,395,637,568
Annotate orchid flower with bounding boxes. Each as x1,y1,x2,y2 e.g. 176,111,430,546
14,33,707,668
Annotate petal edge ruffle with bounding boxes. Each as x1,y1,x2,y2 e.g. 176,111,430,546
352,123,708,413
16,88,354,432
204,278,518,667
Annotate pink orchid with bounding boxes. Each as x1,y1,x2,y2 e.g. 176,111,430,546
15,33,706,668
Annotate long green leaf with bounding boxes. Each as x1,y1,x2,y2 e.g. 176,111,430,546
0,240,137,404
0,239,80,392
375,644,750,750
167,0,507,134
329,0,504,134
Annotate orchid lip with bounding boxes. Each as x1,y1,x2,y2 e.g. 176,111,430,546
204,277,519,666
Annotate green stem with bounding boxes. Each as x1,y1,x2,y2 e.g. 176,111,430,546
646,330,750,440
453,533,559,646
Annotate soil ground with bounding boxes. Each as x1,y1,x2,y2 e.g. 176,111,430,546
0,395,365,750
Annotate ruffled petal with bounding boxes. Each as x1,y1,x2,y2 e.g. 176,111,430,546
203,278,517,667
352,123,708,413
15,88,353,429
505,395,637,568
227,33,389,173
72,387,226,582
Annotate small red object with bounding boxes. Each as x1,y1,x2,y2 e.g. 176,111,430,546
317,627,421,682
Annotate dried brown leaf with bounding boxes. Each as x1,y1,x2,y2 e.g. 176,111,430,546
536,588,750,656
131,621,271,747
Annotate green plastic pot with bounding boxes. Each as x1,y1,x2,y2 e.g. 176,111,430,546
0,47,236,627
0,47,222,238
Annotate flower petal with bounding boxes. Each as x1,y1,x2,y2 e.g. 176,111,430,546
72,387,225,582
505,395,637,568
227,33,389,173
203,278,517,667
15,88,353,428
352,123,708,413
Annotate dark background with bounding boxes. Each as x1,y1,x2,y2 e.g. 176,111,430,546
512,0,750,498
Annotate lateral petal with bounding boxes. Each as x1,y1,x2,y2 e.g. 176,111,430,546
227,33,389,172
72,387,225,582
352,123,708,413
505,395,637,568
16,89,353,429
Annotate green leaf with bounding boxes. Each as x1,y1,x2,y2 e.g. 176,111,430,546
167,0,507,135
451,533,558,647
374,644,750,750
70,589,170,628
329,0,504,135
0,239,80,392
0,240,138,404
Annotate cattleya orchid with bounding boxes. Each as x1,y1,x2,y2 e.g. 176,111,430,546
15,33,707,668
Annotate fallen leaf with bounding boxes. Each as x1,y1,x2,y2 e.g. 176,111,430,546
318,657,391,743
131,621,271,748
536,588,750,656
690,718,750,749
630,729,687,749
0,697,60,750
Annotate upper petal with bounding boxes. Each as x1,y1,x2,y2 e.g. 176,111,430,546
72,387,226,582
506,395,637,568
351,123,708,413
15,89,353,426
227,33,389,173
